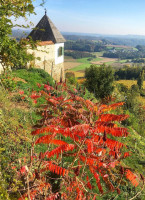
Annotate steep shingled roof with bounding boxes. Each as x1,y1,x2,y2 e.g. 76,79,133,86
27,14,66,44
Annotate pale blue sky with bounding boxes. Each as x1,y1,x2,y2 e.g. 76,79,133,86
14,0,145,35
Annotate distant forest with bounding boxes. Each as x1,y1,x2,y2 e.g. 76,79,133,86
12,29,30,40
65,40,107,52
12,29,145,47
11,29,145,61
64,34,145,47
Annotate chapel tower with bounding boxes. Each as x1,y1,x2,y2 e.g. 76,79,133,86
27,10,66,81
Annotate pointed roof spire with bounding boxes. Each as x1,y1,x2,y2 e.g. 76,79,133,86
45,8,47,16
27,14,66,43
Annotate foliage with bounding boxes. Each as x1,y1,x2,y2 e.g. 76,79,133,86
11,82,143,200
64,35,145,47
85,64,114,99
0,0,45,70
116,83,145,136
0,86,33,199
0,70,16,91
132,58,145,63
66,72,77,85
65,72,75,79
65,40,107,52
137,70,144,90
103,45,145,60
117,83,129,93
115,66,144,80
103,49,141,59
65,50,96,59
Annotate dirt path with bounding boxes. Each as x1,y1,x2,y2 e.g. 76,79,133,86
64,62,81,70
91,57,118,65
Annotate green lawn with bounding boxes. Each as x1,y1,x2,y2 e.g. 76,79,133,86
12,68,54,92
119,59,127,63
93,51,104,57
69,56,102,71
76,57,102,63
76,57,91,63
92,57,102,62
71,63,91,71
105,61,116,65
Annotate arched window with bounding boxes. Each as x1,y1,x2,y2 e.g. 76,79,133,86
58,47,63,57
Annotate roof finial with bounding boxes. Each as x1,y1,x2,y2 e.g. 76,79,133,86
45,8,47,15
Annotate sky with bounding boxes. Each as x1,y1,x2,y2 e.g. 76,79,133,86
13,0,145,35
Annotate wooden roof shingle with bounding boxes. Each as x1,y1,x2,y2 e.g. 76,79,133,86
27,13,66,44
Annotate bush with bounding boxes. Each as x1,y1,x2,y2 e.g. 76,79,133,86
117,83,128,93
65,72,77,85
14,82,143,199
85,64,114,99
0,70,16,91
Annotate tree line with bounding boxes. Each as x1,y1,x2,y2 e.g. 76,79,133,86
65,40,107,52
103,45,145,60
65,50,96,59
115,65,145,80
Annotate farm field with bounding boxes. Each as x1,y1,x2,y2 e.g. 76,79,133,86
116,80,145,88
64,52,130,78
106,44,133,49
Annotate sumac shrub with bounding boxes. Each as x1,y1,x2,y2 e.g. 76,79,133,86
16,82,143,200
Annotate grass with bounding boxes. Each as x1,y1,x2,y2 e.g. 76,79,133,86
119,59,127,63
64,53,103,72
68,57,101,72
92,57,102,62
105,61,116,65
122,127,145,174
71,63,91,71
93,51,104,57
12,68,55,92
76,57,91,63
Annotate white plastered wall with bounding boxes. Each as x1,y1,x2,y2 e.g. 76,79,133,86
27,44,55,68
55,43,64,65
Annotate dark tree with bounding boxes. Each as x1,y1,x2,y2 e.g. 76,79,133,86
137,70,144,90
85,64,114,99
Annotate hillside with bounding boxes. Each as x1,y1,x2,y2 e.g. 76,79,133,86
0,68,145,199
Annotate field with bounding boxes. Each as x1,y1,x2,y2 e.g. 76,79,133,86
116,80,145,88
106,44,133,49
64,52,129,78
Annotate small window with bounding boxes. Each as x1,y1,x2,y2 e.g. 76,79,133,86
58,47,63,57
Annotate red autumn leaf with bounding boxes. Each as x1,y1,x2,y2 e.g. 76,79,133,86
31,125,58,135
33,100,37,104
21,96,25,100
86,176,92,190
37,83,41,88
47,99,59,106
41,161,68,176
20,165,28,175
44,84,54,91
126,169,139,187
19,90,24,95
30,92,41,99
73,88,78,93
99,114,129,122
123,152,131,158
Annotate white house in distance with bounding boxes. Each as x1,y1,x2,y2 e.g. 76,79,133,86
27,10,66,81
